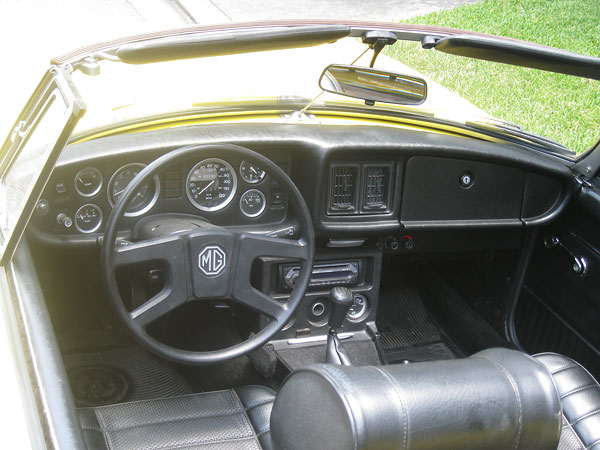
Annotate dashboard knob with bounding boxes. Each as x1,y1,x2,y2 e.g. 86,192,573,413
56,213,73,228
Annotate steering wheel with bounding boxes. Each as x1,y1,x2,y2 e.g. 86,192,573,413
101,144,314,365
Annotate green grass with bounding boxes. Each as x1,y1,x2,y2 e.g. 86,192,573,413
386,0,600,154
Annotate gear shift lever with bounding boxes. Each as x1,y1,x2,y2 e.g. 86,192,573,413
326,287,353,365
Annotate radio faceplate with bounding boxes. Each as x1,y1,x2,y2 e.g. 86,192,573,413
282,261,359,290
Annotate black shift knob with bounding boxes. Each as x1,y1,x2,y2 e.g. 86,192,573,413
328,287,354,329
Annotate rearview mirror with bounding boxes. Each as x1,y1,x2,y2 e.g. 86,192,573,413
319,64,427,105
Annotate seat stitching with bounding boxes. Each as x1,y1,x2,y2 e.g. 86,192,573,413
551,364,581,375
370,366,409,450
472,356,522,450
244,397,276,411
256,429,270,437
586,436,600,449
560,383,598,399
314,366,359,450
570,408,600,426
231,389,259,437
97,409,252,433
91,388,238,412
107,434,262,450
80,424,103,432
103,421,258,449
93,408,114,450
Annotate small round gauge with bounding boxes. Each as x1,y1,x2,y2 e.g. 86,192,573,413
186,159,237,211
108,163,160,217
75,204,103,233
240,160,266,184
347,294,369,322
75,167,103,197
240,189,266,218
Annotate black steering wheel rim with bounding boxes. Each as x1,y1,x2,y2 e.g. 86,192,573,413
101,143,315,365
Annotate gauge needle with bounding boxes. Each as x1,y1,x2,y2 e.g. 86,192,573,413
113,188,127,198
197,180,216,195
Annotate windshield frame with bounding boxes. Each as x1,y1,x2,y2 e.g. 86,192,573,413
54,19,600,160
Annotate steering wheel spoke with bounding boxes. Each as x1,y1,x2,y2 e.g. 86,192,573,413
238,233,310,261
113,235,185,268
231,284,286,320
130,285,189,327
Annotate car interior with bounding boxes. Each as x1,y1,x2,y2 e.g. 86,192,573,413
6,23,600,450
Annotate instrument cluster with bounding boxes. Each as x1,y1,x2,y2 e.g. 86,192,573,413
34,156,285,237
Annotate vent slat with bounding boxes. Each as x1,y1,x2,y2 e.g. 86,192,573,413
364,165,388,211
330,165,357,212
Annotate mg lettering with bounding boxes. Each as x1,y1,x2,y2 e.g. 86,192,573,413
198,245,226,276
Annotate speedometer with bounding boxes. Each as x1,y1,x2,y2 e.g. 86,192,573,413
186,158,237,211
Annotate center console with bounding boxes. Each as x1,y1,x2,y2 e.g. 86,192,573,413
257,248,382,344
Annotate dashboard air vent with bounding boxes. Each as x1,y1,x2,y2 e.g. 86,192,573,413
362,164,392,212
328,164,358,214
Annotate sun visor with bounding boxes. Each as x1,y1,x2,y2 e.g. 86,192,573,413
427,34,600,80
116,25,351,64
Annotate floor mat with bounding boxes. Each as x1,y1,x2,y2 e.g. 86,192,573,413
63,346,193,407
415,270,512,355
377,285,459,364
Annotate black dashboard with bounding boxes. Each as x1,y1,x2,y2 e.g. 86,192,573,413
29,122,573,255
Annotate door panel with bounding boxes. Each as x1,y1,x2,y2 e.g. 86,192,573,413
519,184,600,378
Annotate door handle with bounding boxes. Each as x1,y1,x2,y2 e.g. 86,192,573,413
544,235,588,277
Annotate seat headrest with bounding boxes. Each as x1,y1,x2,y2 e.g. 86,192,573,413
270,348,561,450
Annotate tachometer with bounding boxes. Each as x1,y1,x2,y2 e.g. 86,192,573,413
108,163,160,217
186,158,237,211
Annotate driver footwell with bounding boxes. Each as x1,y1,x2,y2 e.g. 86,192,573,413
59,329,193,407
63,345,193,407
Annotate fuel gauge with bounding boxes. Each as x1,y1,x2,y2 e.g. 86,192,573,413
240,189,266,218
75,167,103,197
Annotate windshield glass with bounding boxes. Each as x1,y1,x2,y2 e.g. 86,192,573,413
71,35,598,155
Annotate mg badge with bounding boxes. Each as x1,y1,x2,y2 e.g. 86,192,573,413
198,245,226,276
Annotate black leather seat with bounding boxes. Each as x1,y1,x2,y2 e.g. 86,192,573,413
77,349,600,450
271,348,564,450
535,353,600,450
78,385,275,450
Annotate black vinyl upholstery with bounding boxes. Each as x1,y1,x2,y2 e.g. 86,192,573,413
78,385,275,450
535,353,600,450
75,349,600,450
270,348,562,450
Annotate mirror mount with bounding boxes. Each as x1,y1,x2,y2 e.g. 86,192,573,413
361,30,397,68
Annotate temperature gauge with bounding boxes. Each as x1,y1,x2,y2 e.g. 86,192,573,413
75,204,103,233
240,189,266,218
240,161,266,184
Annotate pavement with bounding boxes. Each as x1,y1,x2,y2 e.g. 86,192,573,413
0,0,480,139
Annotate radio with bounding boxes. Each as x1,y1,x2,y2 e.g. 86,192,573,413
282,261,359,289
